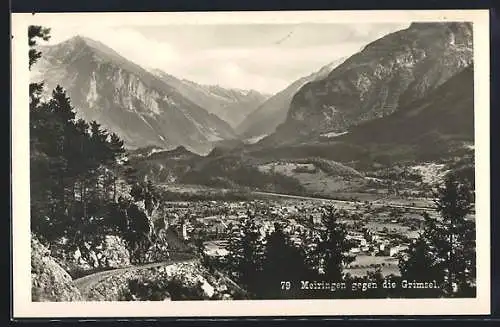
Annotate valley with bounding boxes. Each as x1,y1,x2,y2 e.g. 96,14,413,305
28,20,477,301
140,186,433,279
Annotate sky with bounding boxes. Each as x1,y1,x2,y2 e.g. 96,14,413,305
43,22,410,94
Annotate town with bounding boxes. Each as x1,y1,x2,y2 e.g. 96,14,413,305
160,196,431,278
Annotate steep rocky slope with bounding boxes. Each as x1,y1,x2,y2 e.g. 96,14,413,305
31,36,236,155
248,64,474,168
264,22,473,145
237,58,347,140
31,236,83,302
338,65,474,161
151,69,270,128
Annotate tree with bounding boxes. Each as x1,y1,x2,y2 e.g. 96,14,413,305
399,170,476,297
433,170,475,296
107,133,126,201
29,25,51,69
29,25,51,110
259,223,313,299
314,206,355,281
226,219,264,296
398,232,445,298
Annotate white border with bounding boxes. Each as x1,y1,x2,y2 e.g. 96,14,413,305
11,10,491,317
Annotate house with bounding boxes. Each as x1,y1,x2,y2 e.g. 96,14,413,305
208,221,227,235
349,247,361,254
311,213,322,225
203,243,229,257
182,223,189,240
382,244,409,257
346,234,367,246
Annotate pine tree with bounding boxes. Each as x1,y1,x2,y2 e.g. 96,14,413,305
314,206,355,281
226,218,264,296
398,230,445,298
29,25,51,111
259,222,313,299
107,132,126,201
399,170,476,297
29,25,51,69
434,170,475,296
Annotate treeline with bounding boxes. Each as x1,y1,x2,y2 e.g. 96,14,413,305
203,169,476,299
29,26,159,264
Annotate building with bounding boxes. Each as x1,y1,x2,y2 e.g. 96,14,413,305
182,223,189,240
381,244,409,257
349,247,361,254
347,234,367,246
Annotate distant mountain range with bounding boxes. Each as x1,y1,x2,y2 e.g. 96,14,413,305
237,57,347,141
32,22,475,191
262,22,473,146
150,69,270,128
31,36,266,154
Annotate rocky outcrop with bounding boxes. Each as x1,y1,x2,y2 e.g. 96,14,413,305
50,234,131,278
266,22,473,145
31,236,83,302
99,235,131,268
32,36,236,155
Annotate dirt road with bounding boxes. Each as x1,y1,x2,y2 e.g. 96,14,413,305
73,258,197,295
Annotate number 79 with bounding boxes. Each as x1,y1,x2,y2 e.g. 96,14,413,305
281,281,291,290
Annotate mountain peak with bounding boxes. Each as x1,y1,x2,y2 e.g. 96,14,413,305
67,34,86,43
63,35,127,63
35,35,237,155
265,21,473,146
61,35,99,50
408,21,472,30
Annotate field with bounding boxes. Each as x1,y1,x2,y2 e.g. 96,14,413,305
257,161,367,194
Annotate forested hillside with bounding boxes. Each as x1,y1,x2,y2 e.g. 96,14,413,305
29,26,178,300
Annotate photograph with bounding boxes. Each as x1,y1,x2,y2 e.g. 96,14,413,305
11,10,490,317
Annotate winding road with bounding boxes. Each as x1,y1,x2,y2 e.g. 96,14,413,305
73,258,197,295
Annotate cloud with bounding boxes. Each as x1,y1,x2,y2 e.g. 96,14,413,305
47,25,181,69
156,42,364,92
44,22,409,93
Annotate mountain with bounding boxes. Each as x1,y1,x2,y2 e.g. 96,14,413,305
237,57,347,141
263,22,473,146
248,64,474,169
337,64,474,162
150,69,270,128
31,35,236,155
134,63,474,197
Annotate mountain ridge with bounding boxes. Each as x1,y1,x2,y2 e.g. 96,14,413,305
237,56,348,140
32,35,237,155
262,22,473,146
150,68,270,128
